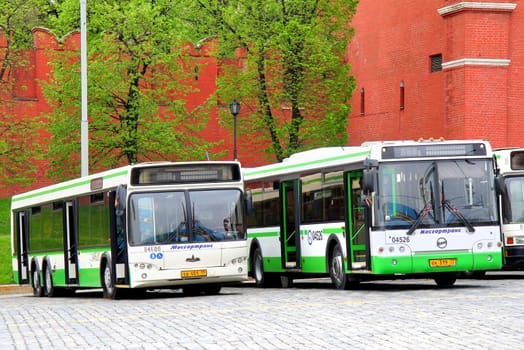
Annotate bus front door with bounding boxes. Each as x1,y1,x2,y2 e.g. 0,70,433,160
15,211,30,285
346,171,370,270
280,180,301,269
64,201,79,285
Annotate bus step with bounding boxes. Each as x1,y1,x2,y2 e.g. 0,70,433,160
351,262,367,269
285,261,297,268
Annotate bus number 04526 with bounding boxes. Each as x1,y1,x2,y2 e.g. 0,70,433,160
389,236,410,244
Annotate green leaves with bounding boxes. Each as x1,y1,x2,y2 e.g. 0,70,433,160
179,0,359,162
41,0,218,180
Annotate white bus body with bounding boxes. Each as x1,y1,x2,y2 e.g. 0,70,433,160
245,140,502,289
11,161,248,298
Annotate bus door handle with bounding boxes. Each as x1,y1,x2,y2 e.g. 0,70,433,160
186,255,200,262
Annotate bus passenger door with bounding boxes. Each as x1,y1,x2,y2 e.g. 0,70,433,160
280,180,301,269
345,171,370,270
64,201,79,285
110,187,129,285
15,211,30,285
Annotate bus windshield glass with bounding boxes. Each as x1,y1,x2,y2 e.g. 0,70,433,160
501,176,524,224
128,189,245,245
374,159,497,230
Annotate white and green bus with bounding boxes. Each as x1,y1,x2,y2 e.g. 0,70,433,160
245,140,503,289
494,148,524,268
11,161,249,298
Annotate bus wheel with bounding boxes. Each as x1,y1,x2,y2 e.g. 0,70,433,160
204,285,222,295
330,244,351,290
253,247,266,287
32,268,43,297
434,274,457,288
44,264,56,297
252,246,280,288
182,286,203,296
102,262,117,299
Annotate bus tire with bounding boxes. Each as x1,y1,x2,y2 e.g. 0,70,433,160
44,264,56,297
204,285,221,295
32,267,43,297
252,247,266,287
183,285,222,296
101,261,117,299
434,274,457,288
252,247,279,287
330,244,352,290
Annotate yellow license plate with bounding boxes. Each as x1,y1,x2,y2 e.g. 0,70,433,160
429,258,457,267
181,269,207,278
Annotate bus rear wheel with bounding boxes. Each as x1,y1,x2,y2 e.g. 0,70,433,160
44,264,56,297
32,268,43,297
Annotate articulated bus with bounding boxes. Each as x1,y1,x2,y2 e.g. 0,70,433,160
244,140,503,289
494,148,524,268
11,161,249,299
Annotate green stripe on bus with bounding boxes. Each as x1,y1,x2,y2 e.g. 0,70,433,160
371,251,502,275
323,228,343,234
245,150,370,177
12,170,129,202
248,231,279,238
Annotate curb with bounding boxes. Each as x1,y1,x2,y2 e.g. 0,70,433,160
0,285,32,295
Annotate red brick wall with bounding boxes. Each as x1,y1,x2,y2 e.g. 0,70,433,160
0,29,264,197
3,2,524,197
347,0,523,149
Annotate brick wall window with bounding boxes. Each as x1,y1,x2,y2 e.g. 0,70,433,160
360,88,365,116
430,54,442,72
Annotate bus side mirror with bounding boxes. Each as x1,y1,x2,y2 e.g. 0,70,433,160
115,184,127,215
361,159,378,193
362,159,378,193
244,191,254,216
495,174,505,196
362,168,375,193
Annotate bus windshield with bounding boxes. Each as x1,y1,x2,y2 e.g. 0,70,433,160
128,189,245,245
501,176,524,224
374,159,498,230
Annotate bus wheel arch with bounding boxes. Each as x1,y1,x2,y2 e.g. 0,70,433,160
325,236,340,273
30,259,43,297
100,254,117,299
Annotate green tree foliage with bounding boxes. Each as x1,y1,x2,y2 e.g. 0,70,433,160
41,0,220,180
178,0,358,162
0,0,45,187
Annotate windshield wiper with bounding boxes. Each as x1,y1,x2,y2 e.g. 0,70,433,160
442,200,475,233
407,201,433,235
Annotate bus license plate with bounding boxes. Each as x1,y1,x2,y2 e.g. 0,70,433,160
181,269,207,278
429,258,456,267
